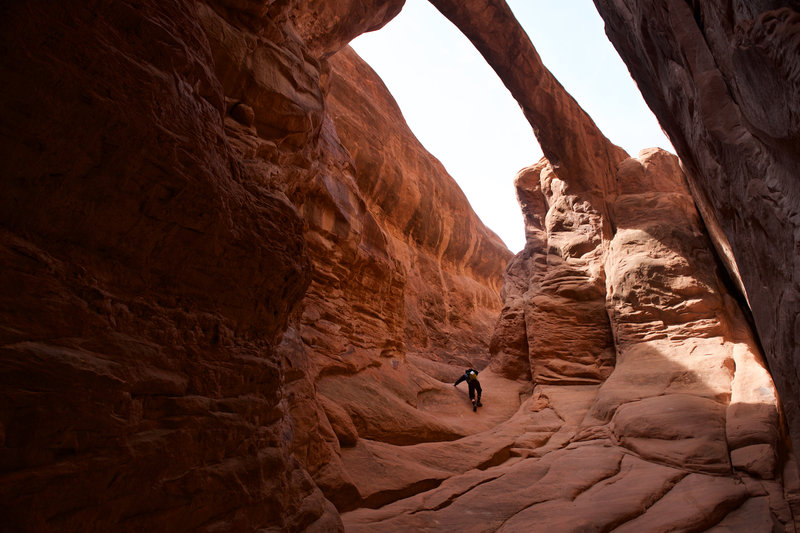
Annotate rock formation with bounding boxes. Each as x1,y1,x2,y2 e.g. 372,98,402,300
591,0,800,456
420,0,797,528
0,1,329,530
344,146,797,531
1,0,799,530
278,45,512,511
0,0,509,530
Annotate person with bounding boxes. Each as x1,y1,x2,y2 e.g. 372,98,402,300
454,368,482,412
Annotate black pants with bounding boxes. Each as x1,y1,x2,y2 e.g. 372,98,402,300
468,380,482,402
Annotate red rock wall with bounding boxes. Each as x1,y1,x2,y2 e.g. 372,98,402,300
0,0,510,529
0,1,332,531
282,47,511,510
326,47,510,362
489,160,616,385
344,147,798,532
4,0,798,528
592,0,800,454
423,0,798,527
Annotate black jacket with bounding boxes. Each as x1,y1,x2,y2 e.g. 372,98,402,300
454,369,479,386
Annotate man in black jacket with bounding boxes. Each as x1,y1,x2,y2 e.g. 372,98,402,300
454,368,482,412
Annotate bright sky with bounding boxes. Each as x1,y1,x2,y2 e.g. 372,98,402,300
351,0,673,253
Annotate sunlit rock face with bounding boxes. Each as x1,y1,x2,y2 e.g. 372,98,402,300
490,160,615,385
468,146,794,531
592,0,800,456
425,0,798,528
599,149,781,480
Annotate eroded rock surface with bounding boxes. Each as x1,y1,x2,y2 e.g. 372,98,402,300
0,1,329,531
489,159,615,386
2,0,799,530
592,0,800,456
338,0,798,529
344,146,797,532
287,45,513,511
0,0,509,530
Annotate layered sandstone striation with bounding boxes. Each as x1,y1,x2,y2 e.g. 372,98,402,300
0,0,509,530
489,160,615,385
2,0,800,530
592,0,800,455
375,0,796,528
345,146,796,532
325,47,509,362
0,1,329,531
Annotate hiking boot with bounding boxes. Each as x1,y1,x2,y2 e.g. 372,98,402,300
472,401,477,412
477,402,483,407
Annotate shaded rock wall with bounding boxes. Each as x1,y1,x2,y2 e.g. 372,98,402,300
291,0,406,59
592,0,800,454
0,1,329,531
0,0,509,530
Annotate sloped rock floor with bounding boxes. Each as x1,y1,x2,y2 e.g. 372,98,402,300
340,368,797,532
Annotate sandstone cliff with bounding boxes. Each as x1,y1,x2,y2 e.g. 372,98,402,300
345,147,796,531
592,0,800,456
2,0,800,530
0,0,510,530
410,0,797,528
0,1,329,530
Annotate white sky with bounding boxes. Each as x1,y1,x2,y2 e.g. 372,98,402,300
351,0,673,253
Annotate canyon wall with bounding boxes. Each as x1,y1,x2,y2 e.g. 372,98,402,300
0,1,327,530
346,145,797,532
0,0,509,530
414,0,799,528
278,45,512,511
592,0,800,454
2,0,800,530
